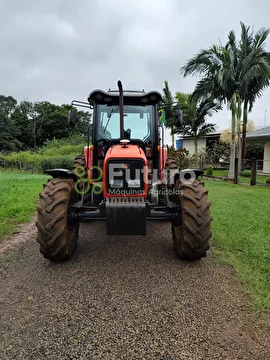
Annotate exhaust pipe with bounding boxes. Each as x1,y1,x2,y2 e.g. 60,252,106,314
118,80,124,139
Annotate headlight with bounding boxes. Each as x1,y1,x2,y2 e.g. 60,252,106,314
127,179,141,188
110,178,123,188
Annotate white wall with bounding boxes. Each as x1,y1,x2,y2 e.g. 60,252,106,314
182,138,206,155
263,142,270,173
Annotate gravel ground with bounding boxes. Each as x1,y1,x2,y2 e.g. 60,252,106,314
0,221,270,360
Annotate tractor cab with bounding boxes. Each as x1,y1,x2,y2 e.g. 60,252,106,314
88,87,164,174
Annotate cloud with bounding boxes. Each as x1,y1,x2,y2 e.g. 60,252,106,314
0,0,270,130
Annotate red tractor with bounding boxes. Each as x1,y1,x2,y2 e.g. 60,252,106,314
36,81,212,261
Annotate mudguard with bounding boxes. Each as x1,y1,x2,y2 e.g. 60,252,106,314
44,169,78,182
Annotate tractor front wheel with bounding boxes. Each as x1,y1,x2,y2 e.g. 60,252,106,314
36,178,79,261
172,179,212,261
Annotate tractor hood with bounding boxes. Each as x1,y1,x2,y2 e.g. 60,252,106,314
106,144,146,159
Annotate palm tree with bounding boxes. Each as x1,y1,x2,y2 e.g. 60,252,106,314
162,80,175,147
181,22,270,178
175,92,217,164
227,91,242,178
237,23,270,163
181,44,238,178
236,96,242,174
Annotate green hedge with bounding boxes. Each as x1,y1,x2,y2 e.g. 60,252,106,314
40,156,75,172
0,153,78,172
0,136,85,172
38,144,84,157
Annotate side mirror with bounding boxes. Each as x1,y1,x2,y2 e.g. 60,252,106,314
68,109,77,126
174,108,183,128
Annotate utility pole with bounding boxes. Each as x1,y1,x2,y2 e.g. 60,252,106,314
254,106,267,127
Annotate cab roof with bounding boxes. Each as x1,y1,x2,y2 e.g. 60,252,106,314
88,89,163,106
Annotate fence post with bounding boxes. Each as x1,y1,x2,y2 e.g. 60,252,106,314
250,158,257,186
234,158,238,184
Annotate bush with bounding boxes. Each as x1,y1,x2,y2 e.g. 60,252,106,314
205,166,213,176
0,135,84,172
241,169,251,177
40,156,75,172
38,136,85,156
205,140,230,166
42,135,86,149
245,144,264,160
0,151,77,173
39,144,84,157
166,146,190,169
266,177,270,184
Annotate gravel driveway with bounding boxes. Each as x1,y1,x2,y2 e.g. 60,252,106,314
0,221,269,359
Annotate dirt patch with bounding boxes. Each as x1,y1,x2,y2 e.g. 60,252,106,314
0,216,37,256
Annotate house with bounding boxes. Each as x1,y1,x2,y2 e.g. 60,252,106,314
176,132,221,154
246,126,270,173
176,126,270,173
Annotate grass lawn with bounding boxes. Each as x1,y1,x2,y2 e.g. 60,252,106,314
0,172,49,241
211,169,270,184
204,179,270,311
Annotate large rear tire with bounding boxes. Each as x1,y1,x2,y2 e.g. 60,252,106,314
172,179,212,261
72,154,86,174
166,157,178,170
36,178,79,261
72,154,88,193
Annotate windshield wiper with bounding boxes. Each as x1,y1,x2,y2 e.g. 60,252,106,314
104,106,119,133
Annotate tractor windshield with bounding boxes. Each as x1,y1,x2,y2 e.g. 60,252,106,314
97,105,154,142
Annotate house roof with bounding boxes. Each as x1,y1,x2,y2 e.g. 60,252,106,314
246,126,270,139
179,132,221,140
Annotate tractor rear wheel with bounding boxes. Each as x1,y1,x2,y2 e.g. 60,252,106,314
172,179,212,261
36,178,79,261
72,154,86,174
72,154,89,195
166,157,178,170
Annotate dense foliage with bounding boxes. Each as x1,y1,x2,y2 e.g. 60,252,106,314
0,135,85,172
0,95,91,152
181,22,270,178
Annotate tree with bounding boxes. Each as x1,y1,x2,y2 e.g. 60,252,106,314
180,22,270,179
205,140,230,166
0,94,92,151
162,81,175,146
245,143,264,159
228,91,241,178
236,23,270,162
221,120,255,143
181,44,238,177
71,108,92,140
29,102,91,148
0,95,22,152
175,92,217,163
12,100,35,149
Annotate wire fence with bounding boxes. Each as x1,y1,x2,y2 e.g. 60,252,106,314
0,160,36,172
